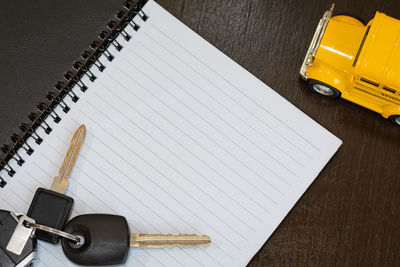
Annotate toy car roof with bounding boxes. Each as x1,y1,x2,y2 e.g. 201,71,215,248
355,12,400,89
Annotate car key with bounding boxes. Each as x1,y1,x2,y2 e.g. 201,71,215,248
61,214,211,266
0,210,37,267
27,124,86,244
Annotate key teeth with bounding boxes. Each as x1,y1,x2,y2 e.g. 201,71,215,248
130,233,211,248
50,125,86,194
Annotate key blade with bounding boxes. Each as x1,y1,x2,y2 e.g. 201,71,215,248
51,125,86,194
130,233,211,248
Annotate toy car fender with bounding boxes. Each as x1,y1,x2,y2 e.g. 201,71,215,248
305,61,348,93
382,105,400,119
300,4,400,126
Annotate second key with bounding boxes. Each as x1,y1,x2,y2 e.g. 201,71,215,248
62,213,211,266
27,124,86,243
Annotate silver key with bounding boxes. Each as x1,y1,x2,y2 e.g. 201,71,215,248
6,212,80,256
6,213,36,255
0,210,37,267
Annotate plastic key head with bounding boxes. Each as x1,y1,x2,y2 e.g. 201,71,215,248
62,214,130,266
0,210,37,267
61,213,212,266
27,188,74,244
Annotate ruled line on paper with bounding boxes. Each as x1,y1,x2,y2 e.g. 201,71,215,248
1,197,17,212
113,64,294,191
30,161,84,216
136,31,315,160
58,120,235,264
89,88,269,220
134,40,310,168
109,66,288,201
149,23,321,153
52,136,201,236
118,57,300,181
83,100,260,233
36,258,51,267
44,141,209,267
101,75,278,210
32,162,86,211
61,115,238,259
2,1,341,266
40,243,67,266
30,147,190,267
75,107,246,250
95,77,279,210
55,129,235,263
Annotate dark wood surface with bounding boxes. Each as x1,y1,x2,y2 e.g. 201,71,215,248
1,0,399,266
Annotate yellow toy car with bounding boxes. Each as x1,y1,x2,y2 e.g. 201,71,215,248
300,4,400,126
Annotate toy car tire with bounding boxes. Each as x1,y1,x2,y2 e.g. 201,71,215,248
307,79,341,98
389,115,400,126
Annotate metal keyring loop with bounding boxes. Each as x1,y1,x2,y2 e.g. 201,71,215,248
26,222,80,243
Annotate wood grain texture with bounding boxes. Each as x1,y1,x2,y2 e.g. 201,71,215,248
0,0,399,266
156,0,400,266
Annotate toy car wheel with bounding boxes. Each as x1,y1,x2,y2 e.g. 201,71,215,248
389,115,400,126
307,79,341,98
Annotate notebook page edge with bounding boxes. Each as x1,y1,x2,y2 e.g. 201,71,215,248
149,0,343,150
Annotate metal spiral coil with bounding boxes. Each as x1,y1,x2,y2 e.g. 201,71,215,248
28,112,52,134
1,145,25,167
46,92,70,113
19,123,43,145
10,134,34,155
55,81,79,103
0,159,15,177
0,0,148,188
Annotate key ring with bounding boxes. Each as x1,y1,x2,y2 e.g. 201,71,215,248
11,212,80,243
25,222,80,243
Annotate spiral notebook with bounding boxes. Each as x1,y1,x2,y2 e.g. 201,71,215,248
0,0,342,266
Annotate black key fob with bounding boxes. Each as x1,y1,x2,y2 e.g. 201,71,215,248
0,210,37,267
28,187,74,244
62,214,130,266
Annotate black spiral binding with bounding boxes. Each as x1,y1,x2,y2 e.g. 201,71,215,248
0,0,148,188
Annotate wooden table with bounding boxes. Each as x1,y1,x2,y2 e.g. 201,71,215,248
162,1,400,266
0,0,399,266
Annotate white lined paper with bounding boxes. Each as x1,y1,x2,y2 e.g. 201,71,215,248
1,1,341,266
